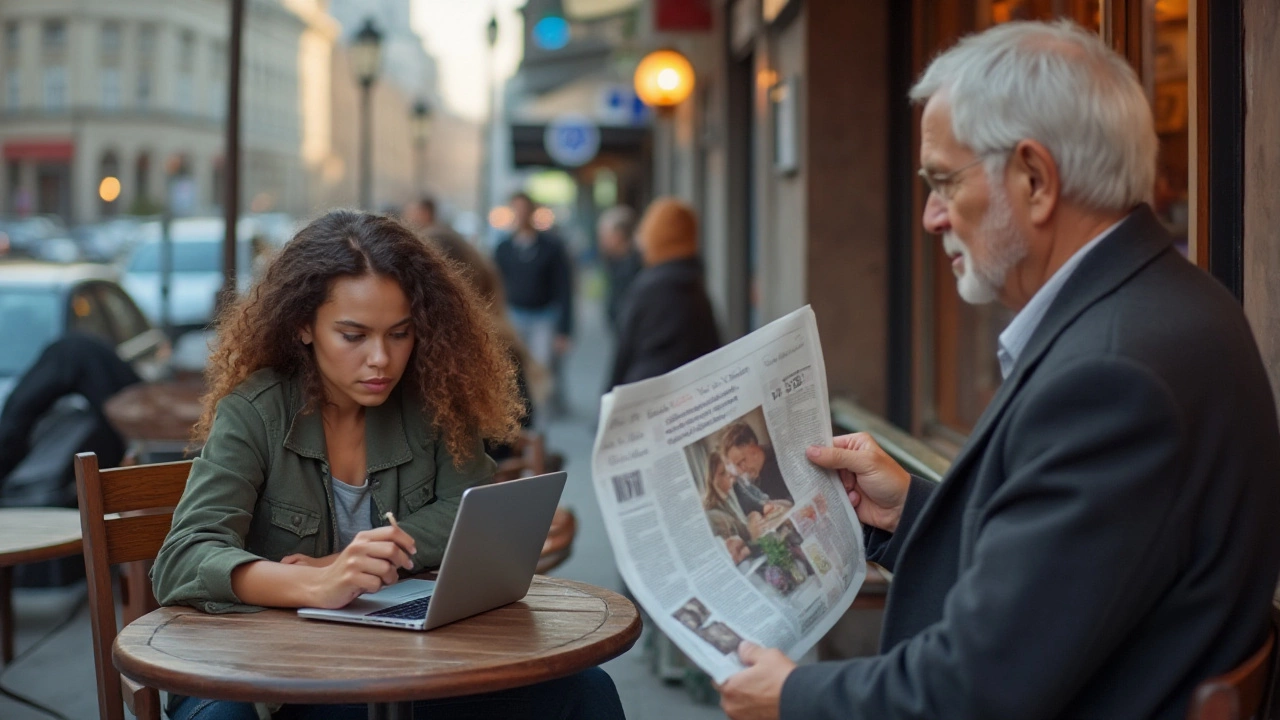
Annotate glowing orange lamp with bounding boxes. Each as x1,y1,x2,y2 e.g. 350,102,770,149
634,49,695,109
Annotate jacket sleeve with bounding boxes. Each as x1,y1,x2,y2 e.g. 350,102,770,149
782,357,1188,720
863,474,936,572
397,435,495,571
151,394,272,614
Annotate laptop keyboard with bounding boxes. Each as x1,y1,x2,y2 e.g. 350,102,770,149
368,595,431,620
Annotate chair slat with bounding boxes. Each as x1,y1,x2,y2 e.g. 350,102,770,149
100,462,192,514
103,514,176,566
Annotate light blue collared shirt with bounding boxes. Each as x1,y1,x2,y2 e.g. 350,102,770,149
996,219,1125,379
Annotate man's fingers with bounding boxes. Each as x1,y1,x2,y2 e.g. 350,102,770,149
737,641,762,665
806,444,871,473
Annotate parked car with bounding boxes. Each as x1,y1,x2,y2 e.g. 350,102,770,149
0,262,170,510
120,217,259,333
0,215,80,262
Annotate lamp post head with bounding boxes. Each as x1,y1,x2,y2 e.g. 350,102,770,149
634,48,695,109
352,18,383,87
412,100,432,143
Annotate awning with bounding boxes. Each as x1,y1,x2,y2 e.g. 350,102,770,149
3,140,74,162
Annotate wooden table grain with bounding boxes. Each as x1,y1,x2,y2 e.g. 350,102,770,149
113,576,641,718
0,507,84,665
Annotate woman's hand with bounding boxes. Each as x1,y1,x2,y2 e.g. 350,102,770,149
806,433,911,533
305,525,418,609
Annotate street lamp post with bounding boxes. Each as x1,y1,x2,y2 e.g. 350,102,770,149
411,100,432,195
351,19,383,210
479,13,499,223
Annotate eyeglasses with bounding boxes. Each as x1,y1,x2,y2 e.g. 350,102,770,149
917,156,987,200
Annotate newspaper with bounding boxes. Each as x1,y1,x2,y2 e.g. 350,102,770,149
592,306,867,683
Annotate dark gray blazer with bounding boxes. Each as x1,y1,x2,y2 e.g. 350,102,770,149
783,205,1280,719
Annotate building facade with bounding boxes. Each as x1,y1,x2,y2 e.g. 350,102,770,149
0,0,340,224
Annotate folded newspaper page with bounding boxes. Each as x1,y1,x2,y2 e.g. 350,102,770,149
592,306,867,683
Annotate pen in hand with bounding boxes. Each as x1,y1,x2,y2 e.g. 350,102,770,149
384,511,418,558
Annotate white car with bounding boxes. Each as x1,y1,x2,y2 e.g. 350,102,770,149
121,217,260,332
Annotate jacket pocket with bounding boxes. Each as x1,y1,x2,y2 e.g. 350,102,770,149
401,478,437,513
265,497,322,538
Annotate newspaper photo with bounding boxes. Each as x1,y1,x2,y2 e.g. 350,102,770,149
592,306,867,683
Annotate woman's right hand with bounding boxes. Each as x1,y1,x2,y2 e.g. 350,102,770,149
306,525,418,609
806,433,911,533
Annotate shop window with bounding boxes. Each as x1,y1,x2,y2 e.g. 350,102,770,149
910,0,1177,444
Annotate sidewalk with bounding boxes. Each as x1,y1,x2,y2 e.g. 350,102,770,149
0,287,726,720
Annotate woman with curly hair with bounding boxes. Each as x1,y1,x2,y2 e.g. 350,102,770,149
153,211,625,720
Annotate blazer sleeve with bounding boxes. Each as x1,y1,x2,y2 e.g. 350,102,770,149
783,357,1188,720
863,474,936,572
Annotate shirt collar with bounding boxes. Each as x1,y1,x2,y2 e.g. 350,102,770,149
282,375,414,473
997,218,1125,378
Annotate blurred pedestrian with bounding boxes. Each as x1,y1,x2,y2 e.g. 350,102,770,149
608,198,720,389
597,205,643,333
492,192,575,415
401,196,439,234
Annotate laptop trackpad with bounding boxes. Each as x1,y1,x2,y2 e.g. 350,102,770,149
344,578,436,613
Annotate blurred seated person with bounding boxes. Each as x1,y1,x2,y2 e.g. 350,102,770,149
607,198,720,388
0,332,140,484
596,205,643,333
720,420,791,504
427,231,550,461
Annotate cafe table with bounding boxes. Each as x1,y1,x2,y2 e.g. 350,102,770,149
0,507,83,665
113,576,642,720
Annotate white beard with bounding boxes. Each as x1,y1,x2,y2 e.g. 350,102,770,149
943,183,1028,305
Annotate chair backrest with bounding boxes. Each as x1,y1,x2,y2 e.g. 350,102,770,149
74,452,192,720
1187,623,1278,720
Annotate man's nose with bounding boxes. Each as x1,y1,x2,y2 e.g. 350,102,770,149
922,191,950,236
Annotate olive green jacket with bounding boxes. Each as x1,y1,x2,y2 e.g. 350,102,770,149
150,368,494,614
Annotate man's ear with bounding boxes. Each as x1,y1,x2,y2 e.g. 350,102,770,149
299,326,313,346
1009,139,1059,226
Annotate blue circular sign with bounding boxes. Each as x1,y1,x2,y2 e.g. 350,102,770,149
544,114,601,167
533,17,570,51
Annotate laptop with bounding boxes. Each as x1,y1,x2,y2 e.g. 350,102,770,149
298,471,567,631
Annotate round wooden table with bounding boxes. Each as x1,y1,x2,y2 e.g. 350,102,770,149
0,507,83,665
103,378,206,460
114,576,642,719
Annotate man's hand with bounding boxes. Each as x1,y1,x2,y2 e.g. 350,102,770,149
806,432,911,532
719,641,796,720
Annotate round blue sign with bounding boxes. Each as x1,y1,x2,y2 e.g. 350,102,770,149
544,114,601,167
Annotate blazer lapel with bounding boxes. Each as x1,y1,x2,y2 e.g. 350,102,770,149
919,205,1174,515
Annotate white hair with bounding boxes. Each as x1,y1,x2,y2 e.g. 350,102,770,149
910,20,1156,213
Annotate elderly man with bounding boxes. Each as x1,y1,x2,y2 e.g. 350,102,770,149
719,20,1280,720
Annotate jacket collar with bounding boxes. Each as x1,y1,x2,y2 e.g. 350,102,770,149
282,375,414,473
937,204,1173,487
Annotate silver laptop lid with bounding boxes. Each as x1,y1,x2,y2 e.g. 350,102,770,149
423,471,567,629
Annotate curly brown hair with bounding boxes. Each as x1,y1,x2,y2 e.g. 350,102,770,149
194,210,523,463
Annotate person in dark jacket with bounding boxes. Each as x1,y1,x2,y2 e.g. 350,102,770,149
597,205,643,333
492,193,574,369
608,198,720,389
0,332,140,484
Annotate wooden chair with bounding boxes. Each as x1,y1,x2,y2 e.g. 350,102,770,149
1187,618,1278,720
490,431,577,573
74,452,192,720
